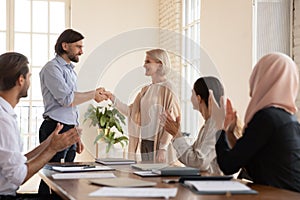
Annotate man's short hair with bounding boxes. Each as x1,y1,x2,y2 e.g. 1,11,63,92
0,52,29,91
55,29,84,55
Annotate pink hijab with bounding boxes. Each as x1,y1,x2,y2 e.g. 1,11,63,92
244,52,299,126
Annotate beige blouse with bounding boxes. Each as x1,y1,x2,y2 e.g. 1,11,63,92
114,80,181,164
172,118,223,175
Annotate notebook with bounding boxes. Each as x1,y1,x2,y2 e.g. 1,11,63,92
133,171,160,177
152,166,200,176
51,165,114,173
95,158,136,165
130,163,169,171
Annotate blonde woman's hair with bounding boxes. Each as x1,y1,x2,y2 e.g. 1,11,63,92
146,48,171,76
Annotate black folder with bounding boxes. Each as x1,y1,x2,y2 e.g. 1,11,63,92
151,166,200,176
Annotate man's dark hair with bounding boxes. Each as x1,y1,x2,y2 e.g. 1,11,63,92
193,76,224,108
55,29,84,55
0,52,29,91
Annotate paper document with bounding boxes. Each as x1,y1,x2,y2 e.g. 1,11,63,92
52,172,115,179
131,163,168,171
96,158,136,165
51,165,114,172
89,177,157,187
89,187,178,198
184,180,257,194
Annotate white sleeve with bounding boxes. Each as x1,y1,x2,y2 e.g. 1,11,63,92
172,136,190,156
114,98,130,117
0,117,27,187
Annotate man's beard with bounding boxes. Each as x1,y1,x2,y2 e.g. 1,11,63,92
67,51,79,63
19,84,28,98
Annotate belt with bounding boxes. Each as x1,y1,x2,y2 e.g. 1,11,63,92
44,117,75,128
45,116,54,121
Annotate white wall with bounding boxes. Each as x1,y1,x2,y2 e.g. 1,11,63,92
20,0,254,191
200,0,253,121
70,0,253,161
70,0,159,160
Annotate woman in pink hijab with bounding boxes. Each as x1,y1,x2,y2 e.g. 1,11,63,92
215,52,300,192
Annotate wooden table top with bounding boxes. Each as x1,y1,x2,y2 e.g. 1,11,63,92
39,163,300,200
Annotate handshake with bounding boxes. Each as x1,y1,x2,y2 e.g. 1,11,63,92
94,87,115,103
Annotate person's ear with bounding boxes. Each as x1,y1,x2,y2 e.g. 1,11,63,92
17,75,25,86
62,42,68,51
197,95,202,104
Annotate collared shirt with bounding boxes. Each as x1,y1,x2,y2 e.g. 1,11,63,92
0,97,27,195
40,55,79,125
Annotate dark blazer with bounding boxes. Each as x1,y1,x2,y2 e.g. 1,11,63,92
216,107,300,193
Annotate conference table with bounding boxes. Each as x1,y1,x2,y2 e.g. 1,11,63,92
39,162,300,200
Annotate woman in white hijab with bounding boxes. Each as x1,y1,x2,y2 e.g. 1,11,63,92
215,52,300,192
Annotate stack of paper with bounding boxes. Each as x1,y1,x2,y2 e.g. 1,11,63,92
95,158,136,165
52,172,115,179
89,187,178,198
131,163,168,171
89,177,157,187
51,165,114,172
183,180,257,194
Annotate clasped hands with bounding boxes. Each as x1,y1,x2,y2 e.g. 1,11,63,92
94,87,114,103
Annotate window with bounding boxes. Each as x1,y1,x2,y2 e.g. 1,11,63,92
253,0,292,63
0,0,6,53
2,0,70,153
181,0,201,137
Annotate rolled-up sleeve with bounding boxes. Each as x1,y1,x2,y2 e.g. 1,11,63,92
41,64,74,107
0,148,27,186
0,117,27,191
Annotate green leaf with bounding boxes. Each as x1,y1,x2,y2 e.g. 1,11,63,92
100,115,107,127
94,132,105,144
84,103,128,148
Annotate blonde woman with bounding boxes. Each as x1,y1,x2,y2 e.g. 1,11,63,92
105,49,180,164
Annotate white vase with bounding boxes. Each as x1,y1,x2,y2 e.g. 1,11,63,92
96,141,125,158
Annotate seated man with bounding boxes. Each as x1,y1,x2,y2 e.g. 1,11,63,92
0,52,80,199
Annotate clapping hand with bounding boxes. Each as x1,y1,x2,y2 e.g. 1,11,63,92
156,149,166,163
160,110,181,138
224,98,237,133
49,124,80,152
223,98,239,148
208,90,226,130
